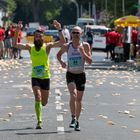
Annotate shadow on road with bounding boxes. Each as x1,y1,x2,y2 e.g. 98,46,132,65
0,127,34,132
16,130,73,135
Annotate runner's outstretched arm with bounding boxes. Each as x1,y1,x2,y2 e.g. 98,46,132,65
13,22,31,51
46,20,66,49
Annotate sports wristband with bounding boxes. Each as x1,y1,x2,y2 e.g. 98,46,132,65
58,29,62,32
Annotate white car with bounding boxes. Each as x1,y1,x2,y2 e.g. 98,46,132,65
76,18,96,30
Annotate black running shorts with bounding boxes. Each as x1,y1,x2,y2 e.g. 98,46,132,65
31,78,50,90
66,71,86,91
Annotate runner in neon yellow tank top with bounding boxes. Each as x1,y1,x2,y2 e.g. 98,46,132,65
31,44,50,79
13,20,65,129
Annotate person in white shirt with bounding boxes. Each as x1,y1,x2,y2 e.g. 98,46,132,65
63,25,70,43
57,26,92,131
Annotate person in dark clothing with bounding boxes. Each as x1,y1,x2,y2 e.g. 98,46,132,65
4,26,12,58
86,28,93,53
132,27,138,58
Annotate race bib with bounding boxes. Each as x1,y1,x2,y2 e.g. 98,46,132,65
33,65,45,77
69,57,82,68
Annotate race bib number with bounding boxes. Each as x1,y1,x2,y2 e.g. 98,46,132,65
33,65,45,77
69,57,82,68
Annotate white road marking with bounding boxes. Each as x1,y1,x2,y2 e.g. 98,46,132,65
55,96,61,101
56,104,62,110
12,84,31,88
55,89,61,94
51,85,67,88
55,88,65,134
57,114,63,121
57,127,64,134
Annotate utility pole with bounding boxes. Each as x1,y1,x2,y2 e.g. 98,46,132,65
122,0,125,16
105,0,107,12
80,4,83,17
114,0,117,18
89,2,91,18
138,0,140,44
92,3,96,24
71,0,79,19
139,0,140,13
105,0,108,24
88,2,92,18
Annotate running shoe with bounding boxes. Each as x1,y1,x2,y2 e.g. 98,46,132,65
74,121,80,131
36,121,43,129
69,118,76,128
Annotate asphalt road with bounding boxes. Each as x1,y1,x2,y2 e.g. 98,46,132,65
0,48,140,140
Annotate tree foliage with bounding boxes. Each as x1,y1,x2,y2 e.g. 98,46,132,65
6,0,140,26
6,0,16,15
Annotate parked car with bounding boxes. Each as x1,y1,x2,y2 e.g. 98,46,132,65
26,27,36,36
26,29,59,43
44,30,59,43
76,18,96,30
26,28,36,43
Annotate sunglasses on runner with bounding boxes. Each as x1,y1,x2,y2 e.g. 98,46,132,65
72,31,80,35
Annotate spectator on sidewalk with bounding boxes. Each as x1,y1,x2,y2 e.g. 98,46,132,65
4,25,12,59
63,25,70,43
108,28,119,60
86,27,93,54
0,26,5,59
132,27,138,58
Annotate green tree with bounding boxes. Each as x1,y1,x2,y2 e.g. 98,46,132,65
13,0,33,24
7,0,140,26
40,0,62,26
60,1,77,26
13,0,64,26
6,0,16,14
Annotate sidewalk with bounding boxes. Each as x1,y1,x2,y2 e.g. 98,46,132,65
85,59,140,71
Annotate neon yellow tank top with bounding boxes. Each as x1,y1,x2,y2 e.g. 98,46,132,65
30,45,50,79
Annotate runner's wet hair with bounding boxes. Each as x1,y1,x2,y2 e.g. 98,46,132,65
34,29,44,35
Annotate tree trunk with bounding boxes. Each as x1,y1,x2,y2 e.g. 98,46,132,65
31,0,40,22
